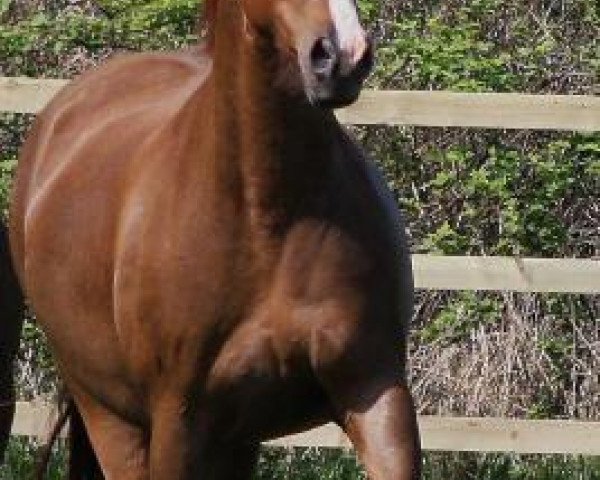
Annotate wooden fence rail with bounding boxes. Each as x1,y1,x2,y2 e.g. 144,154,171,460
1,77,600,131
12,403,600,455
412,255,599,294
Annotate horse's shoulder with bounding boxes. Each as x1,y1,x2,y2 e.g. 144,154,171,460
38,48,212,125
20,49,213,211
86,48,212,85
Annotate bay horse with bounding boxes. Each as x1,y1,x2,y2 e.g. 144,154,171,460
6,0,421,477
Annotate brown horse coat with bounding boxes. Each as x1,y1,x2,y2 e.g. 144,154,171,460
8,0,421,478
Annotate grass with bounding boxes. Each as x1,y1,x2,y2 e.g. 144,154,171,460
2,439,600,479
257,449,600,480
0,438,65,480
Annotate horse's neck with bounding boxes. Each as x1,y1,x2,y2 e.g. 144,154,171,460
203,9,337,276
210,12,336,228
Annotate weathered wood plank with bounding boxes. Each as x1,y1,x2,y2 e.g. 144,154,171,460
268,417,600,455
1,77,598,131
12,403,600,455
338,90,600,131
417,416,600,455
0,77,68,114
411,255,600,294
12,401,63,442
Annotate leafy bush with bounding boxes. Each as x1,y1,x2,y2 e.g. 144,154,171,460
0,157,16,218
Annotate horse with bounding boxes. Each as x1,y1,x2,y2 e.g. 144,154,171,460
0,221,24,463
6,0,421,477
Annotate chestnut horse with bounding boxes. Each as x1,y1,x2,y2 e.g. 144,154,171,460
6,0,421,477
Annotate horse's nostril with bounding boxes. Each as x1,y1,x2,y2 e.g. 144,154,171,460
353,39,374,79
310,37,337,78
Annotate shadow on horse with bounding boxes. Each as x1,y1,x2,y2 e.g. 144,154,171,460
1,0,421,477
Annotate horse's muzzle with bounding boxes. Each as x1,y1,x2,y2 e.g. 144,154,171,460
307,35,374,109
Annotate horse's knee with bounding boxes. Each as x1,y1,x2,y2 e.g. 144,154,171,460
317,361,420,480
342,383,421,480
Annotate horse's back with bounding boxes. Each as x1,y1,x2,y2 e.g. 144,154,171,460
43,48,210,122
11,47,212,288
23,49,210,189
10,49,211,274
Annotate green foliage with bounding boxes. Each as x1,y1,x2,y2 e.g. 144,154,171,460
0,438,65,480
414,134,598,258
0,157,16,218
17,316,60,399
0,0,199,77
421,451,600,480
370,0,598,93
255,448,365,480
0,0,10,17
3,441,600,480
378,12,523,91
413,131,598,341
356,0,379,25
420,291,502,344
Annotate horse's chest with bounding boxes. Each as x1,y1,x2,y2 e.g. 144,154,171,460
204,311,331,440
202,235,373,438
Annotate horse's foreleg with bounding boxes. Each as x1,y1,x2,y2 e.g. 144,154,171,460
149,397,208,480
342,382,421,480
150,402,259,480
71,387,148,480
317,340,421,480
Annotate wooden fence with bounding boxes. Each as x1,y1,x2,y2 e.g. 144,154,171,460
2,76,599,455
2,77,600,131
12,402,600,455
